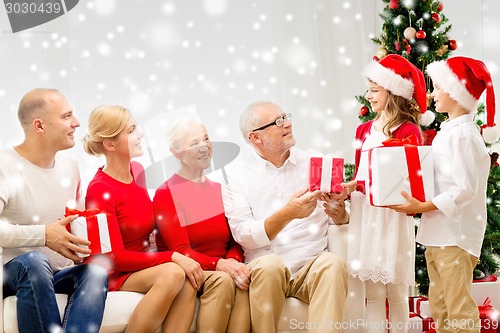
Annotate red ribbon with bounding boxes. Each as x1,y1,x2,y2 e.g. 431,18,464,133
65,207,103,218
382,134,425,202
382,134,420,147
479,297,493,312
65,208,105,255
415,296,429,317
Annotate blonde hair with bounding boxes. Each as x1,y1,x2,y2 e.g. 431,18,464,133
377,92,422,138
165,115,204,150
17,88,61,129
82,105,131,156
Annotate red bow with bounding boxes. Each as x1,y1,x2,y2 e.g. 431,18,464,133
65,207,103,218
479,297,493,312
382,134,420,147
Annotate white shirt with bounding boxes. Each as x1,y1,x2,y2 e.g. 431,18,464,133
416,114,490,257
0,148,83,271
222,147,329,277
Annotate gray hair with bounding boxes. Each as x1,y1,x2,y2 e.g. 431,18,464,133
165,114,204,149
239,101,277,143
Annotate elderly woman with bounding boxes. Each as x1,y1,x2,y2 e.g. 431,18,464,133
83,105,201,333
153,115,250,333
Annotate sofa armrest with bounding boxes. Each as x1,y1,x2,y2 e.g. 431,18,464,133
327,224,349,261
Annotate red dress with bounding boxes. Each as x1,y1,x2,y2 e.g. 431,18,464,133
86,162,174,291
153,174,243,271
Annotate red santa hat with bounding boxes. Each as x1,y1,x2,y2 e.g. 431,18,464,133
362,54,434,126
426,56,500,143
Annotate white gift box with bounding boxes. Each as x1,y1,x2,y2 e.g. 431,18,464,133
412,298,432,319
471,280,500,310
369,145,434,206
70,213,113,258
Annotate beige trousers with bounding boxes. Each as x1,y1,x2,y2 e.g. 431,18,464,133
248,252,348,333
196,270,251,333
425,246,480,333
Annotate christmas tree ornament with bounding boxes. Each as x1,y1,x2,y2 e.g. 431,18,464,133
404,27,416,39
448,39,457,50
414,40,428,55
426,90,432,107
415,18,425,39
437,2,443,12
389,0,399,9
360,106,369,117
395,41,401,51
436,44,448,57
422,129,437,145
431,12,441,23
376,47,389,59
416,30,426,39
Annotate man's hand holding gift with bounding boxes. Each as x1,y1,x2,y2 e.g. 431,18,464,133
320,192,349,225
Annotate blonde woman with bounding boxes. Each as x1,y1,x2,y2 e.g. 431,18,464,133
153,115,251,333
83,105,201,333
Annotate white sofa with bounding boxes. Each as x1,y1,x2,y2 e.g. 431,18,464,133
1,224,364,333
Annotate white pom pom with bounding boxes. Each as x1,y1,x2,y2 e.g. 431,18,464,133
482,126,500,144
419,110,435,126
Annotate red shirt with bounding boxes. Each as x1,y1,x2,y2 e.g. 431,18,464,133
86,162,174,291
153,174,243,271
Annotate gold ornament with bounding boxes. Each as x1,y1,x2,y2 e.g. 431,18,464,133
376,47,388,59
426,91,433,107
436,44,449,57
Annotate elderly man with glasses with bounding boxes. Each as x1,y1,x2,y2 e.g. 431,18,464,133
222,101,349,333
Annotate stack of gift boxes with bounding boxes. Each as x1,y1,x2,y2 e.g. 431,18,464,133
408,277,500,333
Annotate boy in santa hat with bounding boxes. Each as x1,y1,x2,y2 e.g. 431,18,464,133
392,56,499,333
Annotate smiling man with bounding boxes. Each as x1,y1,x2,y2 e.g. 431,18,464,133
222,101,349,333
0,88,108,333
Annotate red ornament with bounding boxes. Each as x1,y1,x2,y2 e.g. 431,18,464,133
389,0,398,9
437,2,444,12
360,106,369,117
422,129,437,145
395,41,401,51
416,30,426,39
449,39,457,50
431,12,441,23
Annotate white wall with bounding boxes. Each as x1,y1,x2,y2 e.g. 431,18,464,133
0,0,498,189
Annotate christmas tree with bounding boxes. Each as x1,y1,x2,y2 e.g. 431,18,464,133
349,0,500,296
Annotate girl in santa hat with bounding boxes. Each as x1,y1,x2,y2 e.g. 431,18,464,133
392,56,497,333
340,54,431,333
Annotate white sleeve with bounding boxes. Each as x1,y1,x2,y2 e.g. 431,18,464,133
221,164,271,250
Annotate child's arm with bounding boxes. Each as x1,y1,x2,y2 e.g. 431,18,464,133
389,191,437,214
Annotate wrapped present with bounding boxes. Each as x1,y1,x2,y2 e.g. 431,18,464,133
478,298,499,333
412,296,432,319
422,318,435,332
471,280,500,311
308,156,344,193
65,208,123,257
368,135,434,206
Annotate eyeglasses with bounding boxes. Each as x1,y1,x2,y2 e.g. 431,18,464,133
251,113,292,132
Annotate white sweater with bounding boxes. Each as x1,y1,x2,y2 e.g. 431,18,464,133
0,148,82,271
